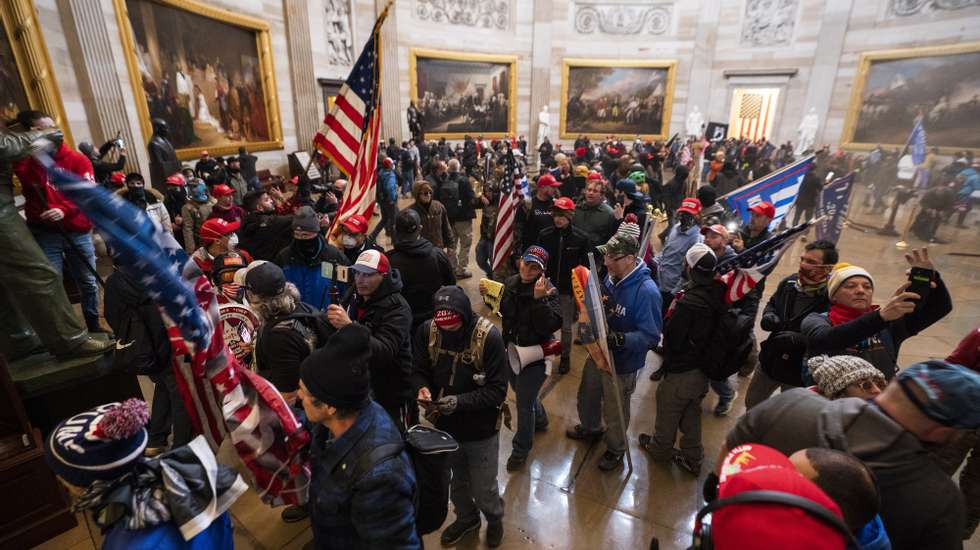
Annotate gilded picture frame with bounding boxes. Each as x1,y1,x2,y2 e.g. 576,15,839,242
560,58,677,141
113,0,283,160
0,0,73,145
841,42,980,153
409,48,518,140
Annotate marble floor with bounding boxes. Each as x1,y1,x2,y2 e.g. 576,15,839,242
34,186,980,550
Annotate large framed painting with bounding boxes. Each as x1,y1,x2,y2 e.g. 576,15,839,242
842,43,980,153
409,49,517,139
113,0,283,160
0,0,72,143
560,59,677,141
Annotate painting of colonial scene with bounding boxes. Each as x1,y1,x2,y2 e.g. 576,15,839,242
563,63,673,138
851,48,980,150
0,21,29,123
124,0,272,150
413,54,514,136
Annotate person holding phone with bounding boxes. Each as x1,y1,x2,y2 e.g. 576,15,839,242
801,248,952,381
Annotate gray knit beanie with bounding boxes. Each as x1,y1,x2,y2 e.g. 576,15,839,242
808,355,885,398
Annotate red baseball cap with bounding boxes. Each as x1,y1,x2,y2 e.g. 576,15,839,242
677,197,702,216
382,157,393,169
433,309,463,329
351,249,389,275
537,174,560,188
199,218,241,244
212,184,235,197
712,444,847,550
110,172,126,187
342,214,369,234
553,197,576,211
575,146,587,158
586,171,604,182
166,174,186,186
749,201,776,219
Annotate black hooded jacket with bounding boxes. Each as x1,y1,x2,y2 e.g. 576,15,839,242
411,286,508,442
536,223,591,295
387,237,456,331
663,279,727,374
348,269,414,410
499,274,562,349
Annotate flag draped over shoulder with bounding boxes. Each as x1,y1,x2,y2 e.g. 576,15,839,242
44,159,311,507
815,173,855,244
315,6,389,234
720,155,814,230
715,220,813,305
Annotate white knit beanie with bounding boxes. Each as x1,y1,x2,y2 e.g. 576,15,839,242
808,355,885,398
827,263,874,300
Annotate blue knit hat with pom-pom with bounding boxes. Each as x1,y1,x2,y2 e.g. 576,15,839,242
44,399,149,487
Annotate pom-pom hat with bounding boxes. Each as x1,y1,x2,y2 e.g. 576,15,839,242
44,399,149,487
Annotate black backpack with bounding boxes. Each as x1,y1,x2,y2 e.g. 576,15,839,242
348,425,459,536
436,177,462,220
110,301,171,376
700,305,754,382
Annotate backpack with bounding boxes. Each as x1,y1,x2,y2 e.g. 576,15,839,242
346,425,459,536
111,301,171,376
436,177,462,220
256,309,333,360
701,305,754,382
427,316,494,371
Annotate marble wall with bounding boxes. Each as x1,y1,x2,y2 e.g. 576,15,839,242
30,0,980,178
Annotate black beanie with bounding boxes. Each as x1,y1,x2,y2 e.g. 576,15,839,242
300,323,372,409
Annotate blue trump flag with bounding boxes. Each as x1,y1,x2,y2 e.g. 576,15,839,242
815,172,855,244
909,117,927,166
720,155,815,230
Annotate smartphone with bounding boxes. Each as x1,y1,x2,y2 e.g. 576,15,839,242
907,267,933,301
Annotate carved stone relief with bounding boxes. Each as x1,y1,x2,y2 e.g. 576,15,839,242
414,0,510,30
324,0,354,67
891,0,980,16
572,2,673,35
740,0,799,47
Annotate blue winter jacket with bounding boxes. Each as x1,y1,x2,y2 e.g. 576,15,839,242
102,511,233,550
309,400,420,550
957,167,980,200
655,223,703,293
378,168,399,205
604,260,663,374
856,514,892,550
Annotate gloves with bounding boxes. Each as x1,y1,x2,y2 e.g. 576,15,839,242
607,331,625,350
760,312,781,332
436,395,458,415
702,472,720,503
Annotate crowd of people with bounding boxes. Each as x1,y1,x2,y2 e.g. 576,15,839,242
2,104,980,550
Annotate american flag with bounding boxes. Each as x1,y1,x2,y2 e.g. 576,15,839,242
491,164,525,273
731,89,779,141
43,158,311,507
715,219,813,305
314,6,390,233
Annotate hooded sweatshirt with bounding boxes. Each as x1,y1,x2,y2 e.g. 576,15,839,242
605,260,663,374
727,388,964,550
655,222,704,293
411,286,508,442
387,237,456,331
274,237,349,310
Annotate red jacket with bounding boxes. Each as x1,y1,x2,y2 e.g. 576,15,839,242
948,327,980,372
14,143,94,233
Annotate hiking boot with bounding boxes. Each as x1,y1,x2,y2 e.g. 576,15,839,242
638,433,672,462
56,336,115,359
281,504,309,523
486,519,504,548
672,451,702,476
713,391,738,417
506,453,526,471
597,451,624,471
565,424,604,442
558,357,570,375
455,269,473,280
440,517,481,546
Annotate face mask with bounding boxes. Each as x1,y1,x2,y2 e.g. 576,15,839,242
679,214,694,231
128,187,146,202
169,188,187,203
227,233,239,249
295,237,321,257
341,235,358,249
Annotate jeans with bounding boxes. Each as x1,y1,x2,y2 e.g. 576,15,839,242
379,201,397,241
448,434,504,524
148,368,195,448
401,169,415,195
476,239,493,277
576,358,638,455
710,376,735,404
559,294,575,363
744,366,797,410
649,368,709,464
32,229,101,328
451,220,473,272
509,362,548,459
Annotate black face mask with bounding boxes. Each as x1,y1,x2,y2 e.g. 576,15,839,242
168,187,187,203
128,187,146,203
294,236,321,258
678,213,695,231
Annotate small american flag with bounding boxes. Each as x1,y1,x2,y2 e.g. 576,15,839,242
43,159,311,507
739,94,764,119
315,5,390,233
715,220,813,304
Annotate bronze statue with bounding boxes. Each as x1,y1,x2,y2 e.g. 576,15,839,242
148,118,181,189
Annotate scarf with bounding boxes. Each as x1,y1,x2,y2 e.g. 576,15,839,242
828,302,878,326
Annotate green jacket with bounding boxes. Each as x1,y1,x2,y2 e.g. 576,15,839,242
573,200,618,247
0,129,46,209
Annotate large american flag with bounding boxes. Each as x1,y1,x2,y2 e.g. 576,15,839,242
715,219,813,305
491,166,526,273
43,158,311,507
314,6,389,232
731,89,778,141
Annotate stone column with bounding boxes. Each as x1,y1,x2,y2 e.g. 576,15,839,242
802,0,855,146
527,0,553,171
60,0,145,172
284,0,320,151
376,0,401,143
687,0,721,128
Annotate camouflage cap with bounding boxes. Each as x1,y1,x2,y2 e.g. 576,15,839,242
598,232,640,257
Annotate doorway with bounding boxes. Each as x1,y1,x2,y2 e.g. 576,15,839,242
728,87,780,141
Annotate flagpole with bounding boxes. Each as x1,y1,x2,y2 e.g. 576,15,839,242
587,252,633,477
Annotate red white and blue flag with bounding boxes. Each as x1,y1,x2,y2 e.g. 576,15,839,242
314,6,390,233
815,173,855,244
720,155,814,230
715,220,813,305
492,170,526,273
43,158,311,507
